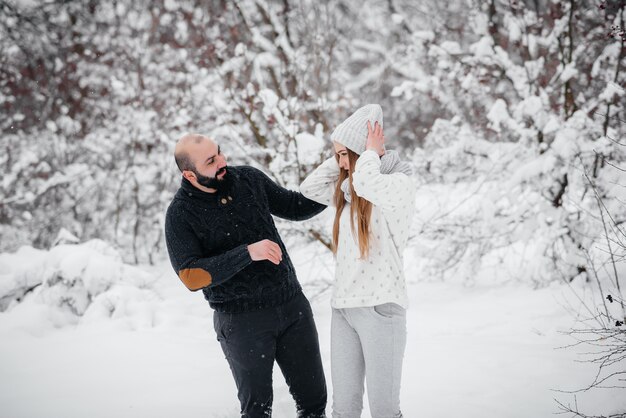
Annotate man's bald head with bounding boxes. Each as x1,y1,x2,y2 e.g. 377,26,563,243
173,133,228,192
174,133,212,173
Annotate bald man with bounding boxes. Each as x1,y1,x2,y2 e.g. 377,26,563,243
165,134,327,417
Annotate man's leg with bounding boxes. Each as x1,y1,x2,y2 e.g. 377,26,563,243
274,292,327,417
214,309,277,417
330,308,366,418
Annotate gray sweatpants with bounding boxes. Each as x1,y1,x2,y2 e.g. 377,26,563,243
331,303,407,418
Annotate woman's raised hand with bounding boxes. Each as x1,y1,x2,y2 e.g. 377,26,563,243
366,121,385,157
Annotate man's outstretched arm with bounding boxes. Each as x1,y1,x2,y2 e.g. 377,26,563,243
252,167,327,221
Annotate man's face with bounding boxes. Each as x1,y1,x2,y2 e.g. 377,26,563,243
186,139,229,190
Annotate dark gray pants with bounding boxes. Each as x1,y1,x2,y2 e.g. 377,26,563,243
213,291,327,417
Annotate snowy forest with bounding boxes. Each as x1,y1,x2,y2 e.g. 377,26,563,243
1,0,625,417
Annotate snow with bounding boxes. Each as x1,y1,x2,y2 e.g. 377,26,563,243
234,42,246,56
527,34,538,58
258,89,280,110
487,99,512,133
542,116,560,135
391,13,404,25
412,31,435,43
0,240,155,320
469,36,494,57
591,43,621,78
351,39,388,56
163,0,178,12
599,82,625,102
505,15,522,42
344,64,388,93
295,132,326,165
0,242,624,417
514,95,544,123
439,41,462,55
13,0,38,9
559,63,579,83
390,79,433,100
551,127,581,160
0,246,46,311
45,120,58,133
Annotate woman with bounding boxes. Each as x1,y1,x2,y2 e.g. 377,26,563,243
300,104,415,418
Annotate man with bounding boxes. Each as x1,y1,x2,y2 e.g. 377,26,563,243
164,133,327,417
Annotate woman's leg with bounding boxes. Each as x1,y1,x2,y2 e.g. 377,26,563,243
331,308,366,418
355,303,407,418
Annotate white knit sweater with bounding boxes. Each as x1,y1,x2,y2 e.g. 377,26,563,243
300,150,416,309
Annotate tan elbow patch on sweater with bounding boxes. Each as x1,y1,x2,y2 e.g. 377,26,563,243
179,268,212,290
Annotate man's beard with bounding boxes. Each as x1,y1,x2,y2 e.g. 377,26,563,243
195,166,232,192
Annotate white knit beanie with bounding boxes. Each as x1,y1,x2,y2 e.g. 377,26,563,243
331,104,383,155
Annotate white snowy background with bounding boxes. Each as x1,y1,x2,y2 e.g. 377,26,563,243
1,0,625,417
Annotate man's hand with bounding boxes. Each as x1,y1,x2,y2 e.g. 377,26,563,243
248,239,283,265
366,120,386,157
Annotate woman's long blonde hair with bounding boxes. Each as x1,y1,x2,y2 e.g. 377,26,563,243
332,149,373,259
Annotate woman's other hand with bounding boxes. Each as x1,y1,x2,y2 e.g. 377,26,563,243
366,120,385,157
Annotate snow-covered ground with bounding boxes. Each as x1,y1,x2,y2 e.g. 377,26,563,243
1,242,625,418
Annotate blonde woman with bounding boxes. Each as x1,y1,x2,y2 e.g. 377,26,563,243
300,104,415,418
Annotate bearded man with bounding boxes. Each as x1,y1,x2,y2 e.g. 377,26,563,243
165,133,328,417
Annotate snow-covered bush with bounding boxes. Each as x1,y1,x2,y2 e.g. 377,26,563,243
410,108,625,287
0,246,47,311
0,238,157,322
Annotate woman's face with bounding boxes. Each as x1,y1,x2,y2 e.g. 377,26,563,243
333,142,350,171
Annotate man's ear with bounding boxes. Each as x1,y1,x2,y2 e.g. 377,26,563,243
182,170,195,182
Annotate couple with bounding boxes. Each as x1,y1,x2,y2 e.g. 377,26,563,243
164,104,416,418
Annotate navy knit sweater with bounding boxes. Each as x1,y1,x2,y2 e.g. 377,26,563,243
164,166,326,313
